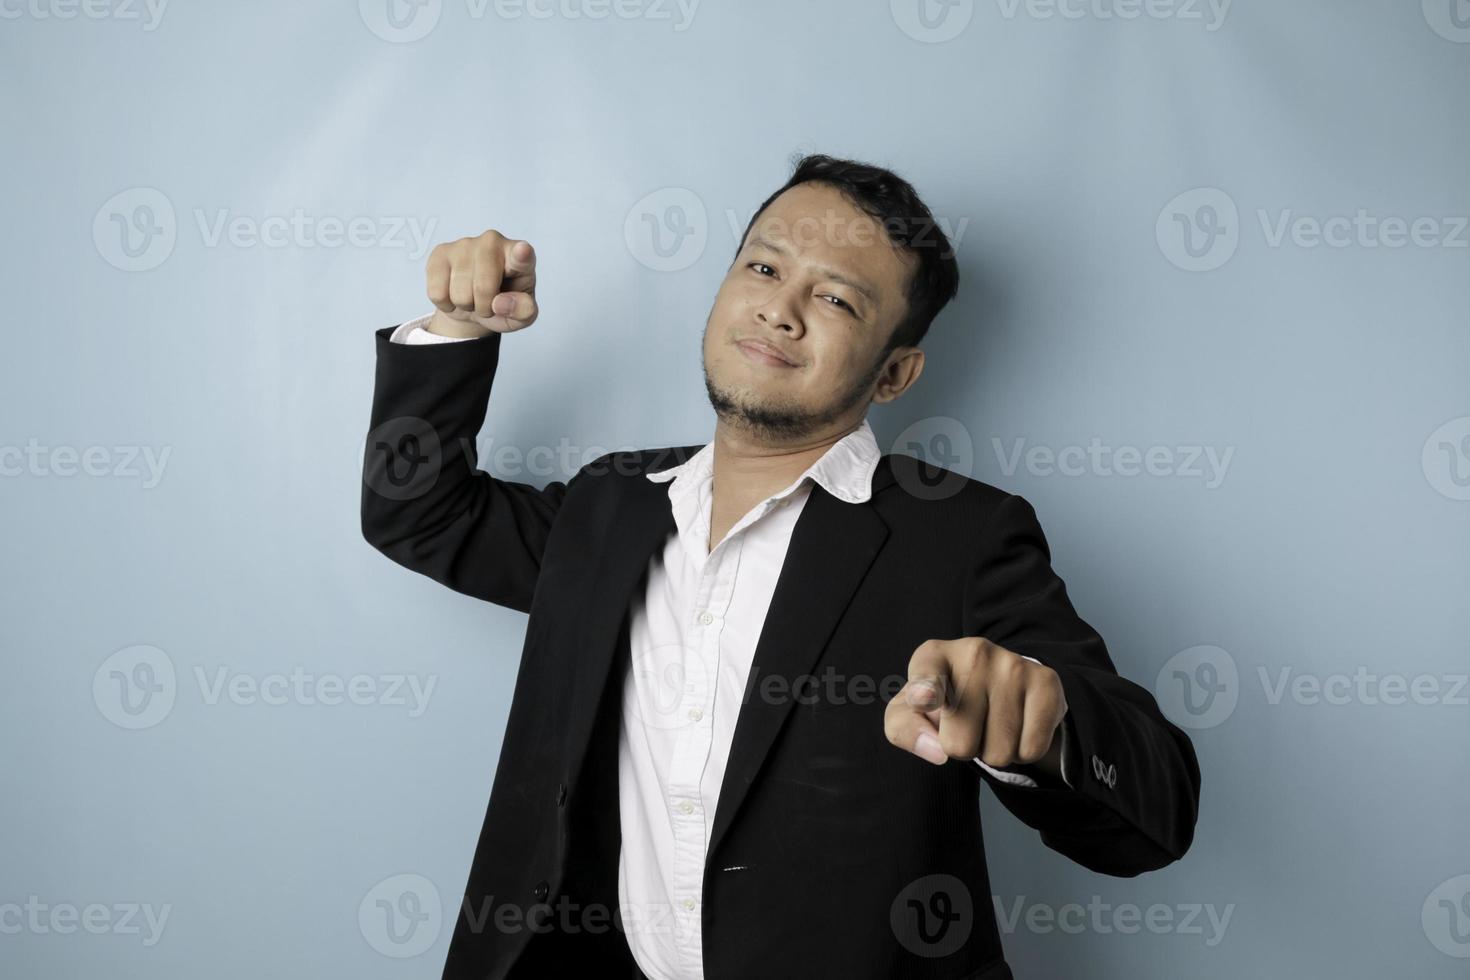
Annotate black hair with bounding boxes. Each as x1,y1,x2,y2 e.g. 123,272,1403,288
734,152,961,354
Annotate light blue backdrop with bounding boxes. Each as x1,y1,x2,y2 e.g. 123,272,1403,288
3,1,1467,977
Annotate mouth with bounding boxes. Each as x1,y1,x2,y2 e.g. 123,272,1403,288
735,338,798,368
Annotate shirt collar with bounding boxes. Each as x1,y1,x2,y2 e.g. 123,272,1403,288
646,416,881,506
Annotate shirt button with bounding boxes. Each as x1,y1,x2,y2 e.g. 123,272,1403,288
683,898,696,911
698,611,714,626
677,800,694,815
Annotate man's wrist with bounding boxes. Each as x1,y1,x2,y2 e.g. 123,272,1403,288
426,310,494,339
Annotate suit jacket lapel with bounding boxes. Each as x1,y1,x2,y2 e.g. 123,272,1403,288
707,459,894,861
559,447,896,866
558,447,689,796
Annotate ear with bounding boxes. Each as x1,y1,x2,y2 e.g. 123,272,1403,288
872,347,925,404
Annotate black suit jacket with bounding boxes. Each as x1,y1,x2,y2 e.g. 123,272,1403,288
361,324,1202,980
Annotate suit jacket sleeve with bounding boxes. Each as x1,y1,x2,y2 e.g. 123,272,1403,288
962,491,1202,876
360,323,586,613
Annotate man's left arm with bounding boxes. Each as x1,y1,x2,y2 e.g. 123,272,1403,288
887,491,1202,876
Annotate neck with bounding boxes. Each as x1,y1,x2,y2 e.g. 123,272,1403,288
708,415,862,503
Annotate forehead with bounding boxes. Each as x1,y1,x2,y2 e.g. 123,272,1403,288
745,182,914,305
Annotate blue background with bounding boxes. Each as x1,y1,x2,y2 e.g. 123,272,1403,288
2,1,1467,977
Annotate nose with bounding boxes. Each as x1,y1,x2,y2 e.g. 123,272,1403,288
754,287,803,339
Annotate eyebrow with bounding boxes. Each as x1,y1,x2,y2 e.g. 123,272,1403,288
746,235,878,310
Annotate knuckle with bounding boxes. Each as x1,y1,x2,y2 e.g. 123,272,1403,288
937,726,972,759
980,748,1015,768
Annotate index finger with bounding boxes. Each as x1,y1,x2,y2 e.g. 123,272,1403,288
905,640,957,713
501,239,537,293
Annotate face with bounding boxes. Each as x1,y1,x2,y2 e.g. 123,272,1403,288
701,181,925,444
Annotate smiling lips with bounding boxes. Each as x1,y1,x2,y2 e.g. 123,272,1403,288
736,338,798,367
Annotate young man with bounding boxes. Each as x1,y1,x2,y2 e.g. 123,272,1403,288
361,154,1201,980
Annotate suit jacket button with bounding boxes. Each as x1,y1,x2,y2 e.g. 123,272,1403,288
556,783,567,807
533,880,549,902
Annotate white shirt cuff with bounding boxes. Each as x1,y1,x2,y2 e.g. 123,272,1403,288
389,311,477,344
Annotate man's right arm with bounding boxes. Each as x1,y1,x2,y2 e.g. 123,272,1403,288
361,231,576,614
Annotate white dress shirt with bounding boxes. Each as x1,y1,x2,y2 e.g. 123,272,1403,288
387,314,1073,980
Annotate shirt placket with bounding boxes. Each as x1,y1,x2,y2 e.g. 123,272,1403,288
667,528,742,979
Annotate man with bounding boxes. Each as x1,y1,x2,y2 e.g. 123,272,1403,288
361,153,1201,980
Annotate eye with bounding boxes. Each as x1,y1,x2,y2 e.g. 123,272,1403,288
748,262,775,277
822,295,855,313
